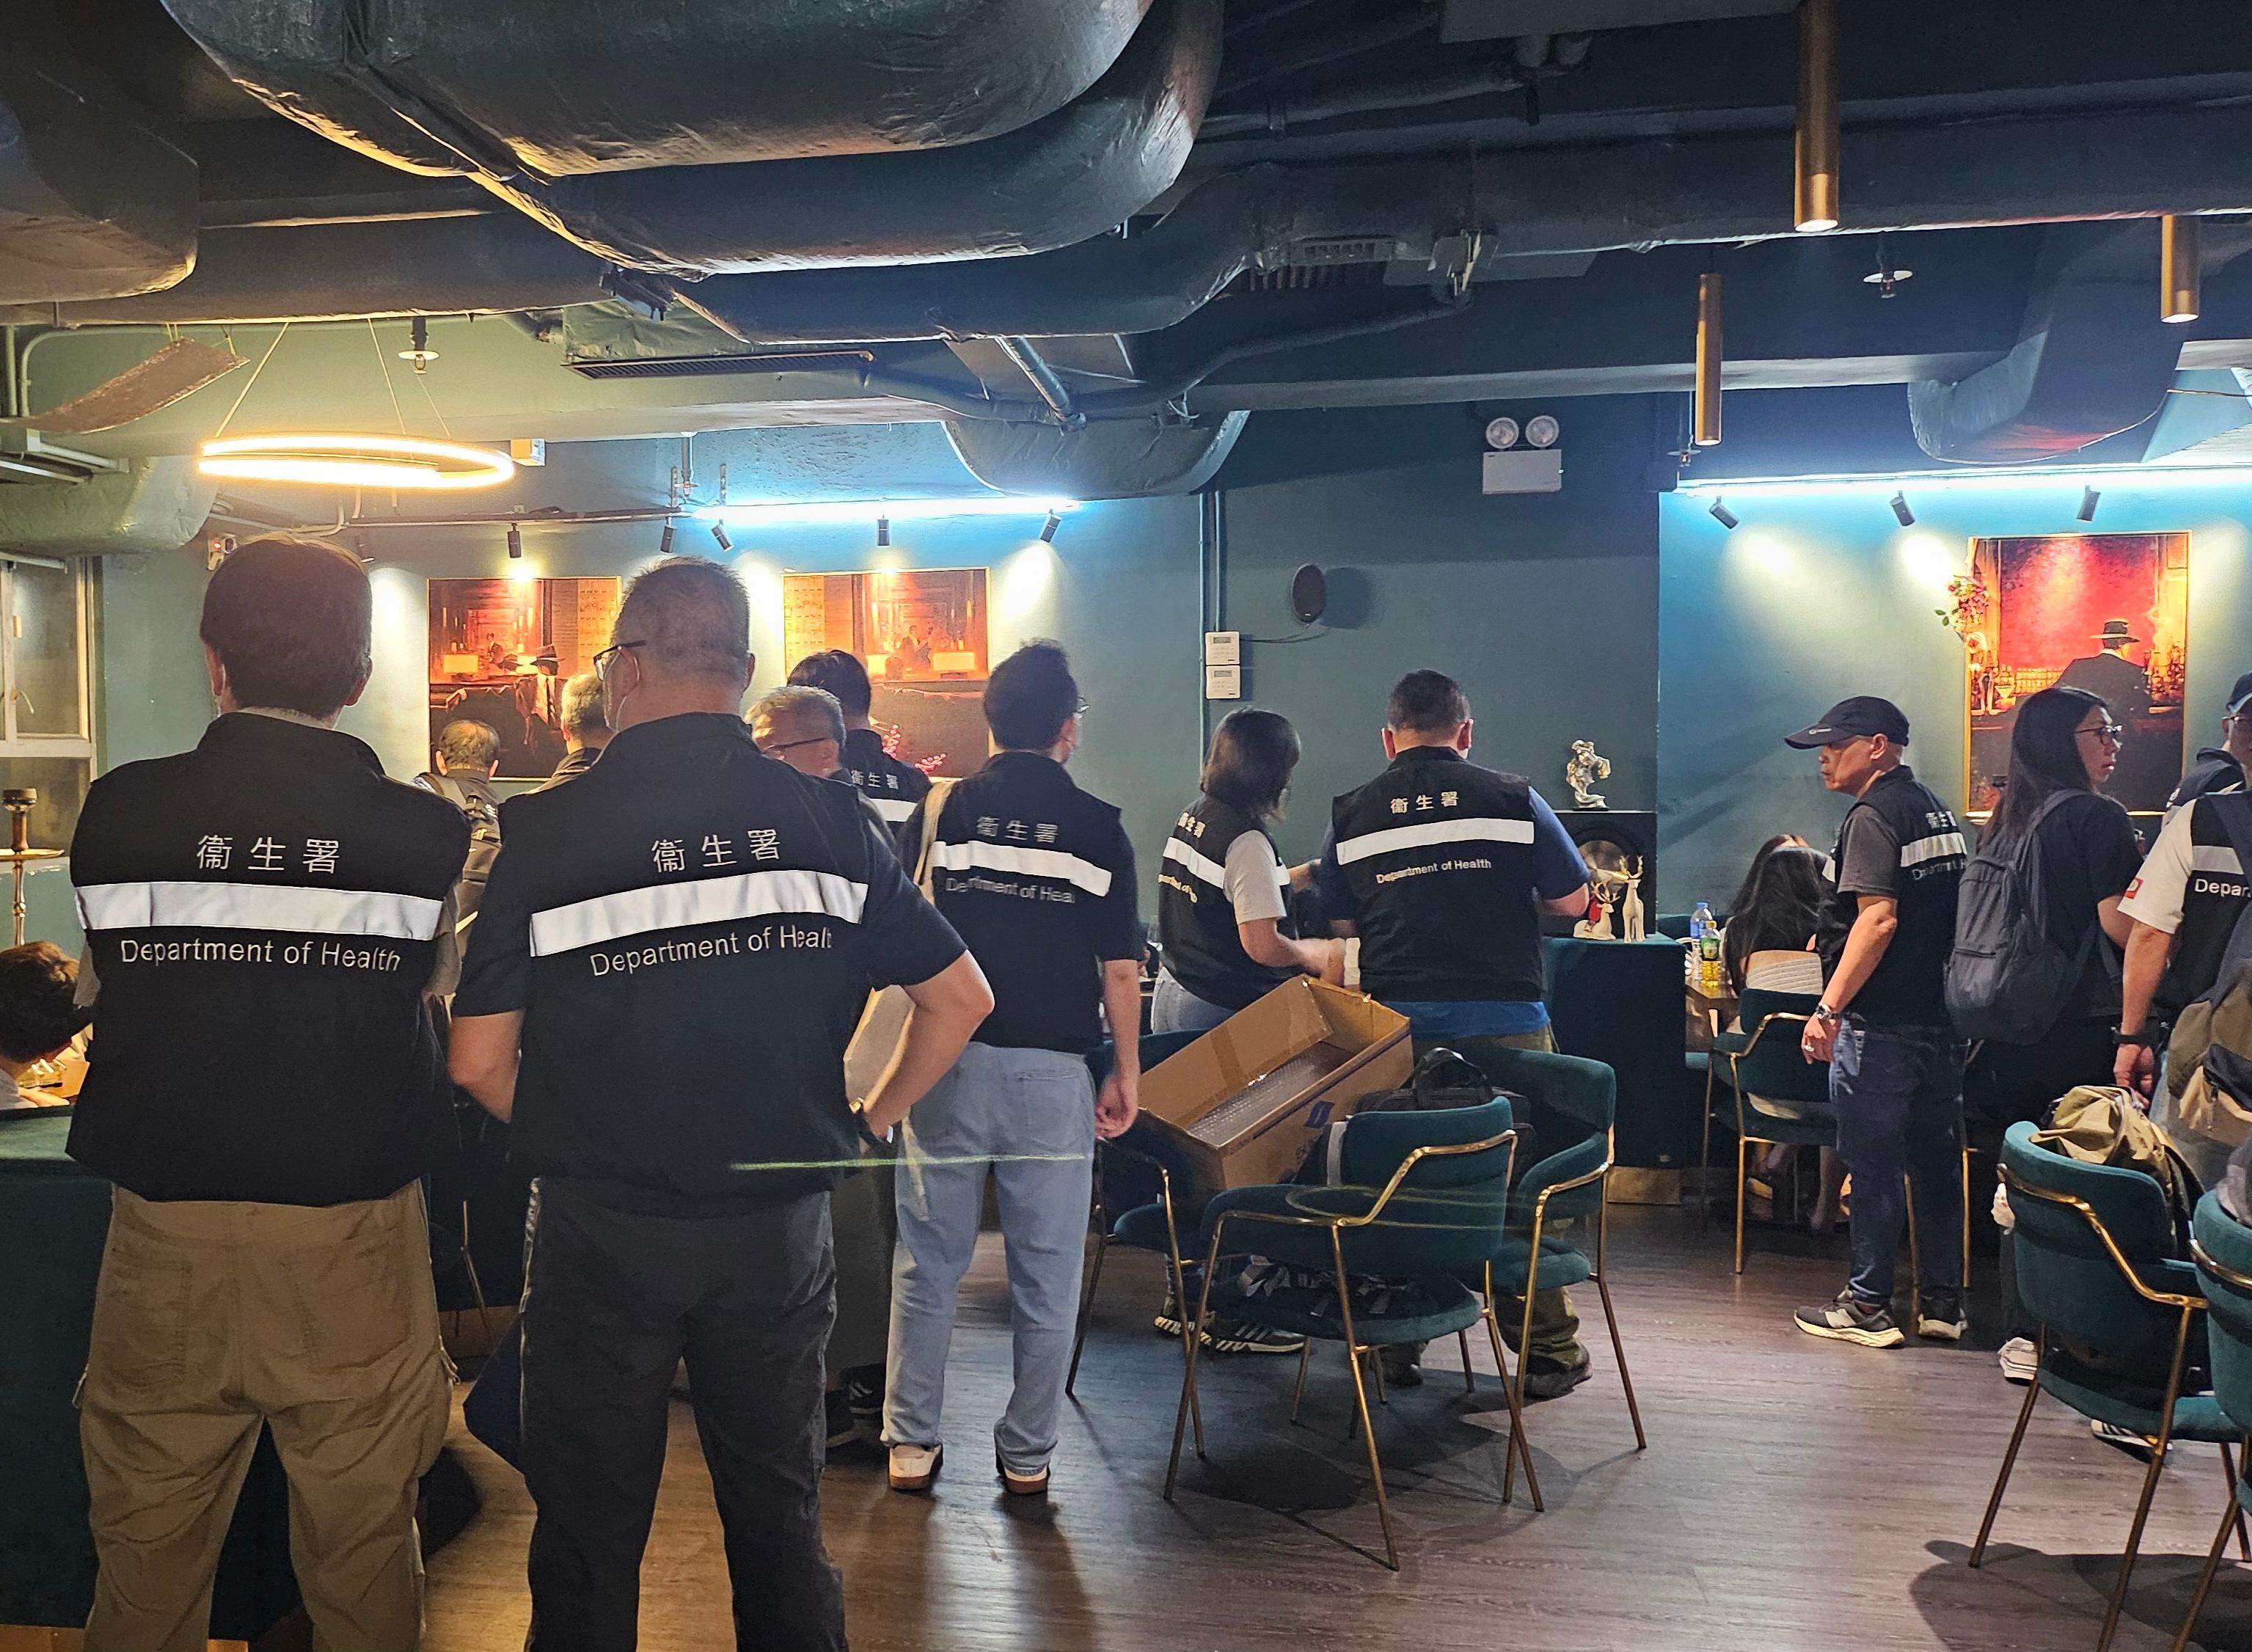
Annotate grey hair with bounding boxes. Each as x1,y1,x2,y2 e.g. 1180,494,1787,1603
558,670,608,739
436,719,500,770
749,684,846,751
615,556,752,686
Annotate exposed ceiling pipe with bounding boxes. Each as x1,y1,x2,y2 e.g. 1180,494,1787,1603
18,101,2252,332
992,339,1085,428
1907,217,2252,463
161,0,1155,176
1201,66,1532,140
1215,12,1440,100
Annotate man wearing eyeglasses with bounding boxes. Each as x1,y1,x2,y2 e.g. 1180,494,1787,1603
749,683,852,785
1785,696,1970,1351
2166,670,2252,814
448,558,993,1652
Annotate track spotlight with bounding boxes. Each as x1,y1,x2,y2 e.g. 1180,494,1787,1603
1708,497,1739,530
2078,486,2101,522
710,522,732,552
505,523,523,560
1889,491,1915,527
876,516,891,548
2163,214,2201,324
1039,511,1062,544
659,520,676,556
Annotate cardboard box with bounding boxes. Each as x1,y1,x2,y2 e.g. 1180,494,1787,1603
1140,978,1413,1195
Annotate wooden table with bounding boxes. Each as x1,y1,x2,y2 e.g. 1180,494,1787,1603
1685,982,1739,1053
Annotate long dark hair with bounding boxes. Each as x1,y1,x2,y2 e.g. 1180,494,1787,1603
1723,845,1831,993
1202,708,1301,822
1984,685,2108,844
1727,833,1810,923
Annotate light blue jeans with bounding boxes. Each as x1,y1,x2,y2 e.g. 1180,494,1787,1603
1150,970,1234,1035
883,1040,1096,1474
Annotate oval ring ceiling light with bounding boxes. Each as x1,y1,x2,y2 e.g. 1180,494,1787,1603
197,434,515,491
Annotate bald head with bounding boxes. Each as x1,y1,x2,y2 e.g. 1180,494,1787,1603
605,556,754,728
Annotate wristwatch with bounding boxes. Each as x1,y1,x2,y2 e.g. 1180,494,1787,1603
1810,1004,1840,1026
2113,1026,2155,1048
849,1100,894,1150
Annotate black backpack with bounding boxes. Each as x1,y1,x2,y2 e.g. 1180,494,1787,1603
1946,791,2102,1044
418,772,502,935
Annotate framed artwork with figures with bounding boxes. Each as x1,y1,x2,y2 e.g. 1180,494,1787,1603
427,577,621,781
1962,532,2189,817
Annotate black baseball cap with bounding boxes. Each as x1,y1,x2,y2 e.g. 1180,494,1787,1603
2226,672,2252,717
1784,695,1912,750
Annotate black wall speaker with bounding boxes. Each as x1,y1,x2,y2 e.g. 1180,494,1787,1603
1290,563,1327,625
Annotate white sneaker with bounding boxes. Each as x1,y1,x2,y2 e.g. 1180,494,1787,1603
2091,1419,2154,1462
1997,1337,2037,1386
888,1442,943,1494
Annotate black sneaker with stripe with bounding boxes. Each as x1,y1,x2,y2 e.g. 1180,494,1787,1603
1795,1289,1905,1348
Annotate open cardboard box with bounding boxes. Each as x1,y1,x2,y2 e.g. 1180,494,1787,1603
1140,977,1412,1196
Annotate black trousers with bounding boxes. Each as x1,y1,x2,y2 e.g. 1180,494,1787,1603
1969,1017,2118,1342
520,1177,844,1652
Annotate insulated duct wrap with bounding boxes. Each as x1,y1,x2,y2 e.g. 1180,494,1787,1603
0,458,215,556
1909,219,2252,463
946,413,1246,497
1,6,199,304
502,0,1221,273
161,0,1152,175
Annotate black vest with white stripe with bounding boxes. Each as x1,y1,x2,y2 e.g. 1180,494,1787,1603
843,726,931,860
930,750,1130,1053
2158,790,2252,1017
1330,749,1544,1004
492,714,895,1209
1158,794,1296,1012
1818,764,1967,1028
68,714,469,1205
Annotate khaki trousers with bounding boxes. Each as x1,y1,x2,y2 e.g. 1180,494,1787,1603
79,1182,451,1652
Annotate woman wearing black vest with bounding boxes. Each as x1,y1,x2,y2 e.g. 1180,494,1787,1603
1967,687,2141,1383
1155,709,1340,1033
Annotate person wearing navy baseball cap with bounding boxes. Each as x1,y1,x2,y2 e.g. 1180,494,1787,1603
2166,669,2252,813
1783,693,1972,1351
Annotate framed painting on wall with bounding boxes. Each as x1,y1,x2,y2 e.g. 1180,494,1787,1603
428,577,621,781
1964,532,2189,816
781,568,990,777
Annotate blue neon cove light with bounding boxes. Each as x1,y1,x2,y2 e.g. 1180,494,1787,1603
691,497,1081,526
1675,462,2252,496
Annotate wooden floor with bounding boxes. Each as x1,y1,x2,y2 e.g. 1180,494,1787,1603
423,1207,2252,1651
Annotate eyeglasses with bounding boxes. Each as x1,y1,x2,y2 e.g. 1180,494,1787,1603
593,640,646,678
761,736,836,756
2078,720,2126,746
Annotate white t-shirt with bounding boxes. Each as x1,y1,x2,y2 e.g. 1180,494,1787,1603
2120,800,2198,935
1223,830,1290,926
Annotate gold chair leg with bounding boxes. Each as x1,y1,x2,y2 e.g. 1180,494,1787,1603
2222,1441,2251,1562
1700,1061,1716,1219
1458,1328,1477,1394
1164,1231,1224,1500
1289,1339,1313,1425
2097,1310,2196,1652
1960,1142,1973,1292
1593,1267,1648,1452
1734,1135,1749,1274
1371,1345,1389,1406
1064,1228,1108,1399
1332,1228,1398,1570
1971,1336,2043,1567
2171,1493,2243,1652
1483,1302,1544,1511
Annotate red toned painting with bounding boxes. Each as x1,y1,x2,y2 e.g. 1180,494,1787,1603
1965,533,2189,815
428,577,621,781
780,569,990,776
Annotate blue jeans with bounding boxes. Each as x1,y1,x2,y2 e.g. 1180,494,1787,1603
884,1041,1096,1473
1150,971,1234,1034
1832,1017,1964,1305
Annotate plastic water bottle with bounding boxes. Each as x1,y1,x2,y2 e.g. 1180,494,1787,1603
1690,902,1714,942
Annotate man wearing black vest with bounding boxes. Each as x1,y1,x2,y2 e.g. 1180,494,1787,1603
1312,670,1594,1395
1785,696,1970,1349
448,558,990,1652
70,536,471,1652
788,648,932,858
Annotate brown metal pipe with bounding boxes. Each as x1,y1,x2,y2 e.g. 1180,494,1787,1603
1794,0,1840,232
1694,272,1723,447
